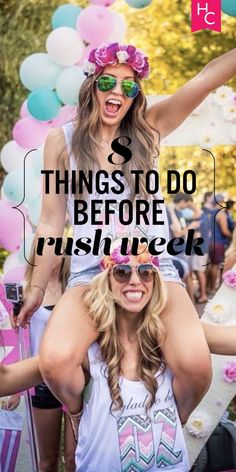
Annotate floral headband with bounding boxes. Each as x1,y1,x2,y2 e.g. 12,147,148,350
83,42,150,79
100,243,160,271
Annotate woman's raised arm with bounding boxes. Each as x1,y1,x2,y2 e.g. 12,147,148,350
17,128,68,327
146,48,236,139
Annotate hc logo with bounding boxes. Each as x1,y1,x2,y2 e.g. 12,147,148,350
197,2,215,25
191,0,221,32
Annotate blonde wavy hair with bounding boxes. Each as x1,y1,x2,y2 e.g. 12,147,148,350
84,264,167,413
71,71,160,200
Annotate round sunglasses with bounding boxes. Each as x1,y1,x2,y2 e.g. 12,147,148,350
111,263,155,283
96,75,140,99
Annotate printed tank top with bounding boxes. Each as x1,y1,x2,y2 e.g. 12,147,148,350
75,342,190,472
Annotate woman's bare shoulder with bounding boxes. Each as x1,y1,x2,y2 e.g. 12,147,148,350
44,127,68,167
45,126,66,148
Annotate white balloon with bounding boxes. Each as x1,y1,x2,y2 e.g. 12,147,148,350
108,12,127,42
46,27,84,66
56,66,85,105
0,140,27,173
18,233,35,264
3,252,22,274
23,148,44,177
19,53,63,91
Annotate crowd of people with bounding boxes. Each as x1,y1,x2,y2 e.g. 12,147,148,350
167,191,235,305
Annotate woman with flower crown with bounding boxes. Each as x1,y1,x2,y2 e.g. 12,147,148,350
15,42,236,424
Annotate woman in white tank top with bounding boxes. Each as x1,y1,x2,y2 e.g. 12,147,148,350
74,241,190,471
15,43,236,424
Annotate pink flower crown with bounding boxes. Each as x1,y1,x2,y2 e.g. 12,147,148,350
100,243,159,271
83,42,150,79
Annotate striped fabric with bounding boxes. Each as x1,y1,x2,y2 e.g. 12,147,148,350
0,410,23,472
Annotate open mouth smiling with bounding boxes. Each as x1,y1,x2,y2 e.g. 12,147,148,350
104,98,122,116
123,291,144,302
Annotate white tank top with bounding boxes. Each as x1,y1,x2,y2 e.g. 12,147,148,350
75,343,190,472
63,123,170,274
30,306,51,356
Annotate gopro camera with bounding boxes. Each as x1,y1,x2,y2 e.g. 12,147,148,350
4,283,24,316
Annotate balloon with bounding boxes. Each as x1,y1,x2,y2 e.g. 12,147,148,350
3,266,26,284
13,117,50,149
77,42,98,66
90,0,116,5
28,197,42,226
27,147,44,176
52,4,82,29
27,88,61,121
20,53,63,92
3,252,22,275
50,105,77,127
3,168,41,204
0,140,26,173
0,199,26,252
124,0,152,7
222,0,236,16
56,66,85,105
76,6,114,44
20,100,30,118
18,233,35,264
108,12,127,42
46,27,84,66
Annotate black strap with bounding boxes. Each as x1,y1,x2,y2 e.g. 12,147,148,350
44,305,55,311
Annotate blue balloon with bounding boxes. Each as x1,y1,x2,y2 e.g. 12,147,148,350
27,88,61,121
222,0,236,16
124,0,152,7
28,197,42,226
3,168,41,204
20,53,63,92
32,147,44,176
52,4,82,29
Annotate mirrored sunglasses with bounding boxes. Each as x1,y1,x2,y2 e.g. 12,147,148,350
96,75,140,99
111,263,155,283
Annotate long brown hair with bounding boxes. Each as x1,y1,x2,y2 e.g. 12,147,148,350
71,71,160,200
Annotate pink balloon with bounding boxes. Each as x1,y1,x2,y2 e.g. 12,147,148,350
77,43,97,66
90,0,116,5
20,100,30,118
3,266,26,284
49,105,77,127
13,117,51,149
0,199,27,252
76,6,114,44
